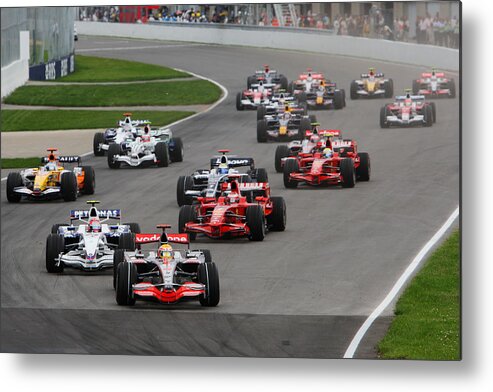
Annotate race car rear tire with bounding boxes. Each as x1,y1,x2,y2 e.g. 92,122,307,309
155,142,170,167
116,261,137,306
309,114,317,123
279,75,288,90
81,166,95,195
275,145,290,173
356,152,371,181
429,102,437,123
350,81,359,100
93,132,105,156
179,205,197,241
283,158,299,188
257,119,268,143
424,105,433,127
298,118,311,139
246,205,266,241
169,137,184,162
334,90,344,109
60,172,78,201
107,143,122,169
412,80,420,95
341,89,347,107
198,249,212,263
340,158,356,188
247,76,256,89
176,175,194,206
6,172,23,203
46,234,65,273
380,107,389,128
113,249,125,289
297,92,307,103
123,223,141,234
288,81,295,94
267,196,286,231
449,79,456,98
252,168,268,183
118,232,136,251
236,92,244,111
257,105,267,121
384,80,393,98
51,223,68,234
198,262,220,307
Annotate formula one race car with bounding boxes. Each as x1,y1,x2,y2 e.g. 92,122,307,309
45,201,138,273
176,150,268,206
274,128,342,172
6,148,95,203
107,123,183,168
412,69,456,98
380,92,436,128
93,113,150,156
256,92,307,120
350,68,394,99
257,108,313,143
247,64,288,90
283,137,370,188
114,225,219,307
288,68,326,94
236,81,273,110
297,80,346,110
179,175,286,241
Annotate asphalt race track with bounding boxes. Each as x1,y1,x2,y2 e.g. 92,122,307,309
0,36,459,358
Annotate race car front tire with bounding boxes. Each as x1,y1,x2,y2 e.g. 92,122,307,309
356,152,371,181
429,102,437,123
81,166,95,195
179,205,197,241
155,142,170,167
257,105,267,121
252,168,268,183
350,81,359,100
236,92,244,111
340,158,356,188
275,145,290,173
198,262,220,307
298,118,311,139
6,172,23,203
198,249,212,263
93,132,105,156
113,249,125,289
247,76,256,89
412,80,420,95
384,80,393,98
283,159,299,188
107,143,122,169
118,232,136,251
123,223,141,234
279,75,288,90
380,107,389,128
341,89,347,107
246,205,266,241
257,119,268,143
449,79,456,98
116,261,137,306
424,105,433,127
267,196,287,231
169,137,184,162
309,114,317,123
46,234,65,273
60,172,78,201
176,175,194,206
334,90,344,109
51,223,68,234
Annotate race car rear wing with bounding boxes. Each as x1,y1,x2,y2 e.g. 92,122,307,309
305,129,342,138
41,156,81,165
421,72,445,78
361,73,384,78
70,209,121,221
136,233,190,247
210,157,255,170
395,95,426,101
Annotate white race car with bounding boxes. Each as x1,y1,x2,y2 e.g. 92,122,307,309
46,201,139,273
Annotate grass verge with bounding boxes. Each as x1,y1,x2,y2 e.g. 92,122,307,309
377,229,460,360
1,157,41,169
4,80,221,107
1,110,194,132
55,55,190,82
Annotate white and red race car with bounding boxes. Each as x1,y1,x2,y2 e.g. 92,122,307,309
380,93,436,128
412,69,456,98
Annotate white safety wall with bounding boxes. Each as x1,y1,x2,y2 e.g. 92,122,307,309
1,31,30,99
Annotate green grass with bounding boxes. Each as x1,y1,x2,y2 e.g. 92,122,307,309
4,80,221,107
1,110,194,132
1,157,41,169
55,55,190,82
378,230,460,360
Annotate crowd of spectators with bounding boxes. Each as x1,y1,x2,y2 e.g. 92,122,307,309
79,6,120,22
416,14,459,48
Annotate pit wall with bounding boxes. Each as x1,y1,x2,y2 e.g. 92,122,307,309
75,21,459,72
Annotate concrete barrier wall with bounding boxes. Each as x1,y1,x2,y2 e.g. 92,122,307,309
1,31,30,98
76,21,459,72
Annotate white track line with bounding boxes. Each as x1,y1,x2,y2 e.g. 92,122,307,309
77,44,204,53
343,205,460,358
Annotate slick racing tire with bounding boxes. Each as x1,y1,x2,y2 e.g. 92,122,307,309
412,80,420,95
123,223,141,234
297,92,307,103
247,76,256,89
198,249,212,263
350,81,359,100
155,142,170,167
275,145,290,173
93,132,105,156
107,143,122,169
340,158,356,188
384,80,394,98
257,105,267,121
424,105,433,127
169,137,184,163
113,249,125,289
51,223,68,234
236,92,244,111
118,232,136,251
257,119,268,143
356,152,371,181
60,172,78,201
179,205,197,241
429,102,437,123
198,262,220,307
81,166,95,195
298,118,311,140
246,205,266,241
176,175,195,206
288,81,295,94
341,89,347,107
6,172,23,203
46,233,65,273
283,158,299,188
380,107,389,128
267,196,287,231
309,114,317,124
449,79,456,98
279,75,288,90
116,261,137,306
334,90,344,109
252,168,268,183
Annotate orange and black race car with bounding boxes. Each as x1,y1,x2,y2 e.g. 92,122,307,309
6,148,95,203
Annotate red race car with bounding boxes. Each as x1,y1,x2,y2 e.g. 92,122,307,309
178,175,286,241
114,224,219,307
412,69,456,98
283,137,370,188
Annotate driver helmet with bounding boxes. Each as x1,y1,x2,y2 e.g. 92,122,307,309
264,65,270,74
307,73,313,82
369,68,375,77
45,162,57,171
283,112,291,121
87,218,102,233
218,163,229,175
323,147,333,158
157,244,173,262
